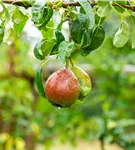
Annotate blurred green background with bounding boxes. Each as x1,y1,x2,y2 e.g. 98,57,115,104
0,9,135,150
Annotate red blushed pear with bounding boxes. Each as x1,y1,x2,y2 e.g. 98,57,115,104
45,67,80,107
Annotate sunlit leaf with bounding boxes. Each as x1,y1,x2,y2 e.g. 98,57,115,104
41,39,56,56
4,28,17,44
41,20,54,39
0,1,10,25
12,8,25,24
13,15,29,35
97,3,111,18
113,21,130,48
32,1,47,26
58,41,74,63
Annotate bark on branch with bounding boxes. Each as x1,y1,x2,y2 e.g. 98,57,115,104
2,0,33,8
1,0,135,12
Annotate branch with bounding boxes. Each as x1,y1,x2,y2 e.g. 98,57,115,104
2,0,33,8
1,0,135,12
63,1,135,11
113,3,135,11
62,0,99,7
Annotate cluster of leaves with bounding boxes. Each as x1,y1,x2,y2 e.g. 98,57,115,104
0,2,29,45
32,0,135,64
0,0,135,60
33,0,106,63
96,0,135,49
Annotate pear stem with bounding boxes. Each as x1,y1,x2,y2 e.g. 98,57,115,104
69,56,74,67
66,58,69,68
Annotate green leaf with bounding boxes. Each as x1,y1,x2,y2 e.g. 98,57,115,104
95,14,105,25
81,47,89,56
80,6,85,14
34,39,56,60
55,30,65,44
97,1,108,6
113,5,125,13
0,27,4,44
12,8,25,24
0,1,10,25
13,15,28,35
81,26,105,56
132,30,135,49
32,1,53,29
130,15,135,49
34,41,45,60
58,41,74,63
90,26,105,50
131,15,135,24
113,0,127,5
4,28,17,44
41,39,56,56
35,67,46,98
38,6,53,29
81,29,93,48
57,22,62,31
130,16,135,49
12,8,29,35
22,0,35,7
32,1,47,26
68,6,78,20
41,20,54,39
78,13,89,29
78,0,95,29
51,30,65,54
113,21,130,48
71,15,85,44
97,3,111,18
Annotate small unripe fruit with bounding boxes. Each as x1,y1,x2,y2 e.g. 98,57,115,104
45,68,80,107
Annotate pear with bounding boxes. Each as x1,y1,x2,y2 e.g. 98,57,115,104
71,66,91,101
45,68,80,107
